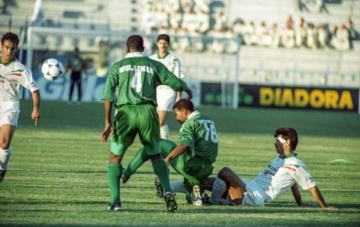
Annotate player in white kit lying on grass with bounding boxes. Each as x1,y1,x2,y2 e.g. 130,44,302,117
203,127,338,210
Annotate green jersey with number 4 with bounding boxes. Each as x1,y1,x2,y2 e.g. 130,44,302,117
179,111,218,163
101,52,188,107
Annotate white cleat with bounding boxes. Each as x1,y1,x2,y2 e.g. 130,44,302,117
192,185,203,206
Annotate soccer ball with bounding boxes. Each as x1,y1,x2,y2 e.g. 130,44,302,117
41,58,64,81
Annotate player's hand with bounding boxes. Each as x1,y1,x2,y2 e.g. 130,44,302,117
164,157,170,167
322,206,339,210
185,89,193,100
31,110,41,126
101,123,114,143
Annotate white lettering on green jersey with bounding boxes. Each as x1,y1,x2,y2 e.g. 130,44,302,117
119,65,154,74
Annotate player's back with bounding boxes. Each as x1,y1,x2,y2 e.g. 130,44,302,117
181,111,218,163
114,55,160,106
102,53,185,108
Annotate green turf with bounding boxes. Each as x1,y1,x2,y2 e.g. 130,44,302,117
0,100,359,226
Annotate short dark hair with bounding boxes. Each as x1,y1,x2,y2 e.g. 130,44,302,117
173,99,194,112
1,32,19,47
126,35,144,51
274,127,298,151
157,34,170,44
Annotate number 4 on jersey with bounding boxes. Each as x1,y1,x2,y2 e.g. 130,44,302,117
130,70,142,92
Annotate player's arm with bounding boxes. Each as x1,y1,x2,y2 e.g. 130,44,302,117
155,61,192,99
308,186,339,210
164,144,189,166
101,99,113,143
31,90,41,126
291,183,313,207
100,65,118,143
176,91,182,103
174,59,183,102
165,123,195,165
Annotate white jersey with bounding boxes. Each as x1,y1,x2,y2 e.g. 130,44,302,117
252,155,285,189
0,56,39,102
149,52,184,90
252,153,316,203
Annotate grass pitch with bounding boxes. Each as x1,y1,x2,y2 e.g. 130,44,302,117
0,100,359,226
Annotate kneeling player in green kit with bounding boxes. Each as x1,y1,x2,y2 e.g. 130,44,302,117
121,99,218,206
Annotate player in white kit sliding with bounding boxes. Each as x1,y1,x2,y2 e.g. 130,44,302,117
0,32,41,182
149,34,185,139
204,127,338,210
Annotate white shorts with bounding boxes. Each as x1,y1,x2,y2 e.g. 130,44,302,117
156,87,176,111
240,178,266,207
0,101,20,127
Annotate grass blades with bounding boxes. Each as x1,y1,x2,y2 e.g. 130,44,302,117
0,100,359,226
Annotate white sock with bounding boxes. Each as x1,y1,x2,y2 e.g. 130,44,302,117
0,146,12,170
160,124,169,140
209,177,227,205
170,180,187,193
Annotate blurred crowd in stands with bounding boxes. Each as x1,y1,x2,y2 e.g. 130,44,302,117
233,16,357,52
141,0,358,54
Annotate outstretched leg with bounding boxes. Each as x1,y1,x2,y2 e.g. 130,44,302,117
122,139,177,183
121,147,150,183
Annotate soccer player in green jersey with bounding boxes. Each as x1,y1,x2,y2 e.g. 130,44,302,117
121,99,218,206
100,35,192,212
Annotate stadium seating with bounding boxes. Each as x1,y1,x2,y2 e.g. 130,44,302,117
0,0,358,86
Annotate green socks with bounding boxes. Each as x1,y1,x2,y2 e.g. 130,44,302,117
152,159,171,194
108,163,122,205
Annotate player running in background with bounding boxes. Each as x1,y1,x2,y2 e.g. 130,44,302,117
149,34,185,139
203,127,338,210
122,99,218,206
0,32,41,182
100,35,192,212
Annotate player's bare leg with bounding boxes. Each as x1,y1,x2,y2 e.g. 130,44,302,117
0,124,16,182
217,167,247,205
158,110,170,139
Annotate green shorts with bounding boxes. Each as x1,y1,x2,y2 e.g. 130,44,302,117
182,156,214,193
110,104,160,156
158,140,214,193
